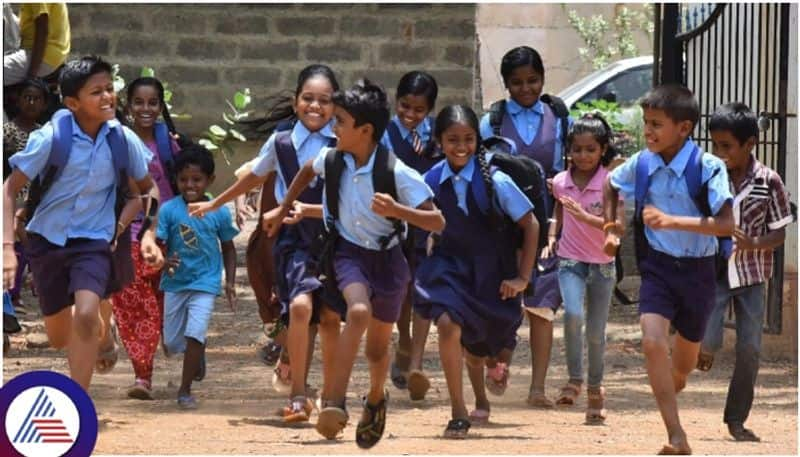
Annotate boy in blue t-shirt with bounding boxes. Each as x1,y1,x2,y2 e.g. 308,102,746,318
602,84,734,454
156,144,239,409
3,56,153,391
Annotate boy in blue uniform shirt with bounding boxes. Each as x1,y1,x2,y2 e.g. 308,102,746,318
602,84,734,454
157,144,239,409
2,56,154,391
263,79,445,447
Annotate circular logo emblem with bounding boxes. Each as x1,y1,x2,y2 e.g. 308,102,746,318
0,371,97,457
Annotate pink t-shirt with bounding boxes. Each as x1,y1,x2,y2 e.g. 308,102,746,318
552,166,621,264
130,139,179,241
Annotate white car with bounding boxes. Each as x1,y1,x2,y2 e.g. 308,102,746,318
558,56,653,109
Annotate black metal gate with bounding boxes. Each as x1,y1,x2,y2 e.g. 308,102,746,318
655,3,792,334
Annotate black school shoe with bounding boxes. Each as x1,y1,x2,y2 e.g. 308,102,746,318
728,422,761,442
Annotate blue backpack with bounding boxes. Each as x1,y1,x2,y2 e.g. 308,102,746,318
633,145,732,274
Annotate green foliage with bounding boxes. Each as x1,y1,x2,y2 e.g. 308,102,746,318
571,99,645,156
566,5,654,70
198,88,252,165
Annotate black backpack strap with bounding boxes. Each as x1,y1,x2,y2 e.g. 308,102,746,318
323,148,345,225
372,144,405,250
107,124,131,219
488,100,506,137
274,130,299,185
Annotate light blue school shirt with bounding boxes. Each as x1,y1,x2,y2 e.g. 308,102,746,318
156,197,239,295
379,116,433,152
610,138,733,258
251,120,334,204
431,156,534,222
9,116,152,246
479,98,569,172
311,146,434,251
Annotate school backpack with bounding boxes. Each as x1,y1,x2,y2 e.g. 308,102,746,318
633,145,733,276
426,137,550,250
488,94,570,166
22,108,135,293
308,145,405,307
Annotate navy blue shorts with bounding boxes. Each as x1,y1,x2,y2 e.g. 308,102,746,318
638,249,716,342
26,233,111,317
332,238,410,324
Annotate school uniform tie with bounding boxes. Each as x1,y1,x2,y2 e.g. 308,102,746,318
409,130,423,156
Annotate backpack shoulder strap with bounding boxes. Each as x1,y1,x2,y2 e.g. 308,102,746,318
540,93,570,166
26,109,72,215
153,122,174,165
324,148,345,222
488,100,506,136
372,144,405,250
372,143,398,199
683,143,714,217
470,156,492,215
106,123,130,196
634,152,651,218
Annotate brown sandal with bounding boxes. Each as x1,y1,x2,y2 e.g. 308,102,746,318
526,389,554,409
585,386,607,425
555,382,581,406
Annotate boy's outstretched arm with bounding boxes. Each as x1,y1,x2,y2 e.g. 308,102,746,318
221,240,237,311
642,202,734,236
3,170,29,289
262,160,317,237
602,175,623,256
371,196,445,233
189,170,269,218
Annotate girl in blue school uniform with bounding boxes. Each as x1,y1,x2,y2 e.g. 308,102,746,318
415,105,539,438
479,45,571,400
188,64,342,423
378,71,443,393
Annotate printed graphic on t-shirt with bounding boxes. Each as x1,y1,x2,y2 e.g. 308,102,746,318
179,224,198,250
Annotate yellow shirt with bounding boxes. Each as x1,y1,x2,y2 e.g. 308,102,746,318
20,3,70,69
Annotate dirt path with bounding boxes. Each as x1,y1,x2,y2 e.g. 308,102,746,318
3,221,797,455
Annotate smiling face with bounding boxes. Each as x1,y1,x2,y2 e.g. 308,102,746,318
177,164,213,203
64,72,116,124
710,129,754,172
642,108,693,155
569,132,605,173
128,84,161,130
294,75,335,133
438,121,478,171
395,93,431,131
505,64,544,108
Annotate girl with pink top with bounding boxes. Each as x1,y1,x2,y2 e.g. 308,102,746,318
112,77,181,400
545,114,624,424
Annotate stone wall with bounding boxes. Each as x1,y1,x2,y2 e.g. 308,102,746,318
65,3,478,136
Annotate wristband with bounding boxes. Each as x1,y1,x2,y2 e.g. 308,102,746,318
602,222,617,233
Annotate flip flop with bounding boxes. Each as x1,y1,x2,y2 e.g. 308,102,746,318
355,390,388,449
316,404,348,440
406,369,430,401
658,444,692,455
526,391,554,409
468,409,490,426
95,321,119,374
443,418,470,439
485,362,509,396
390,362,408,390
